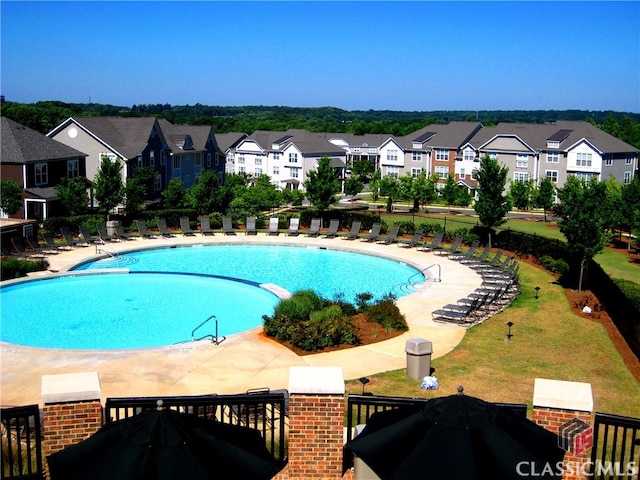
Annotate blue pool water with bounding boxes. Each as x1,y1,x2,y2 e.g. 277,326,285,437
1,245,423,350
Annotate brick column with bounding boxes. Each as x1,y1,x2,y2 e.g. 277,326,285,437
284,366,345,480
532,378,593,480
41,372,103,462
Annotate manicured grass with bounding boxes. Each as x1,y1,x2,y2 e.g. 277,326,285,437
595,248,640,284
345,261,640,418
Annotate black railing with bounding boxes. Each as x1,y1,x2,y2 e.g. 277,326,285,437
0,405,44,480
105,391,288,466
589,412,640,479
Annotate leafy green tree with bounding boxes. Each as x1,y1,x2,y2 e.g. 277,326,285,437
454,186,473,207
344,176,364,200
282,188,305,206
474,154,512,233
56,176,89,216
621,174,640,249
510,179,533,211
351,159,374,183
162,178,185,208
242,174,282,212
556,176,613,291
186,169,225,215
441,175,458,209
415,172,439,209
369,169,382,202
0,180,23,216
303,156,340,210
124,176,146,218
533,176,556,221
94,156,125,219
130,166,157,200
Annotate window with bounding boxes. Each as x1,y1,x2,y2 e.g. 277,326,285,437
387,150,398,162
173,156,181,169
207,153,212,167
215,154,219,166
255,168,263,175
386,166,399,177
626,154,633,165
238,166,246,174
196,153,202,166
576,152,592,167
460,168,466,179
516,154,528,168
273,165,280,175
161,151,166,165
436,149,448,161
137,154,143,168
513,172,530,182
150,150,155,166
353,146,360,153
435,165,449,179
574,172,595,181
545,170,558,183
289,153,298,163
290,167,300,178
412,152,422,162
624,171,632,184
238,154,245,164
67,159,79,178
154,174,161,191
273,152,280,161
463,150,475,162
411,168,422,177
255,156,262,166
369,147,377,154
547,152,559,163
547,140,560,149
489,152,498,160
471,168,479,180
35,163,48,185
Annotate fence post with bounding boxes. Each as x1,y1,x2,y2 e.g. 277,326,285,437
532,378,593,480
282,367,345,479
41,372,103,477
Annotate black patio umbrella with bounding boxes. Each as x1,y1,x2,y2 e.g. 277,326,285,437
47,403,282,480
345,389,566,480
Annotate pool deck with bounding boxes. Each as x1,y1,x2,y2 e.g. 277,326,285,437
1,231,484,407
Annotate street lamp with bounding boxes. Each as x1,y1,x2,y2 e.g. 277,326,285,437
506,321,514,341
359,377,370,395
535,286,540,300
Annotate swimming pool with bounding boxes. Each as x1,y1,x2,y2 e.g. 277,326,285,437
1,245,424,350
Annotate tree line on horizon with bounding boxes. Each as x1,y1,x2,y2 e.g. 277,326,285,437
2,99,640,148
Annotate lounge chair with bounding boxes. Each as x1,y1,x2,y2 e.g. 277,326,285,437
1,244,14,258
222,217,236,235
342,220,361,240
287,217,300,236
25,234,43,251
471,250,503,270
378,225,400,245
179,216,196,236
11,237,43,258
79,225,100,244
267,217,280,236
431,296,482,325
436,236,463,256
157,218,175,237
323,219,340,238
307,218,321,237
114,223,135,240
460,244,491,265
199,216,215,235
42,232,71,250
97,224,117,242
361,223,381,242
136,219,156,239
449,240,479,261
60,227,81,247
245,217,257,235
418,232,443,252
397,229,423,248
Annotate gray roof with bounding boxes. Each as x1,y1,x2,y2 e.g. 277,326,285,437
1,116,87,164
242,129,344,156
397,122,483,150
70,116,159,159
156,119,214,153
215,132,248,151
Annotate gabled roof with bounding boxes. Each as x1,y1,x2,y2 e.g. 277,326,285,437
215,132,248,152
240,129,344,157
397,122,483,150
2,116,87,164
156,119,213,153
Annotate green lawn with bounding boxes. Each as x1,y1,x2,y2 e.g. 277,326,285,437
345,261,640,418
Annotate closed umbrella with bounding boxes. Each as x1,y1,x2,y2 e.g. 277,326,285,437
47,402,282,480
345,389,566,480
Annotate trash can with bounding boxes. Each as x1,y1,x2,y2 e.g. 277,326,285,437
405,338,432,380
106,220,119,236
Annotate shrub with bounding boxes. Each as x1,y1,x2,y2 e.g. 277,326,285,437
393,220,416,235
366,299,408,332
418,222,444,236
539,255,570,276
1,257,48,279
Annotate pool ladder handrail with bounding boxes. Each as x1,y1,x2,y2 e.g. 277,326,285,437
96,242,119,260
191,315,226,345
408,263,442,284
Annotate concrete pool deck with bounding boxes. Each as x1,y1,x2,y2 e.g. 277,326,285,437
1,231,484,407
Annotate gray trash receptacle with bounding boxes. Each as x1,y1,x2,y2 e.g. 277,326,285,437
405,338,433,380
106,220,120,237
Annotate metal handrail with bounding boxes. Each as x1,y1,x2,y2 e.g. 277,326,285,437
191,315,225,345
408,263,441,284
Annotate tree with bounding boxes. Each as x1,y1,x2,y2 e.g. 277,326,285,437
415,172,439,209
186,169,225,215
474,154,512,234
56,176,89,216
369,169,382,201
303,156,340,210
93,156,124,219
510,179,533,211
556,176,613,291
454,186,473,207
533,176,555,222
344,176,364,200
441,175,458,209
621,174,640,249
351,159,374,183
0,180,23,216
124,176,147,218
162,178,185,208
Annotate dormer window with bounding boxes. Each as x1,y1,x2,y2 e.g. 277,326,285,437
183,135,193,150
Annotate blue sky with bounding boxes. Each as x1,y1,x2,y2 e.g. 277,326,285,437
1,1,638,112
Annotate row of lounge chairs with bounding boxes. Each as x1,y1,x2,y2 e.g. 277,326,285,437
430,244,520,327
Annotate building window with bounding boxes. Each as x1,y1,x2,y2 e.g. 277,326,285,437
161,151,166,165
513,172,530,182
516,154,528,168
547,152,559,163
273,165,279,175
215,154,219,166
290,167,300,178
386,166,399,177
137,154,143,167
196,153,202,166
471,168,479,180
436,149,448,161
411,168,422,177
463,149,475,162
67,159,79,178
289,153,298,163
154,174,162,191
35,163,48,185
545,170,558,183
238,166,246,174
435,165,449,179
369,147,377,154
460,168,466,179
574,172,595,181
489,152,498,160
353,146,360,153
624,171,632,184
547,140,560,149
255,168,263,175
173,156,180,169
238,154,245,164
150,150,155,166
626,154,633,165
412,152,422,162
387,150,398,162
576,152,592,167
255,156,262,166
207,153,212,167
273,152,280,161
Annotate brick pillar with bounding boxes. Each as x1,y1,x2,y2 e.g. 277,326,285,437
41,372,103,468
532,378,594,480
284,367,345,480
